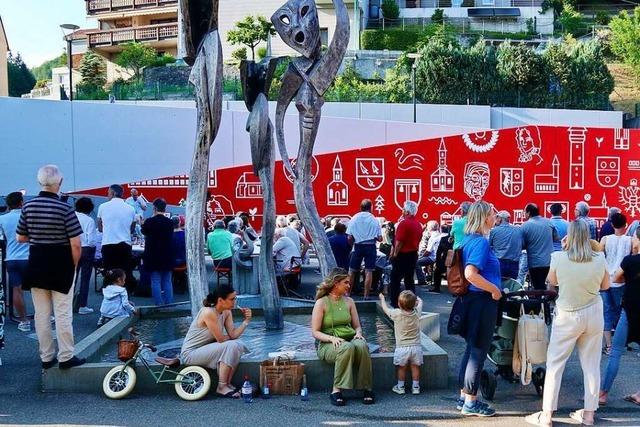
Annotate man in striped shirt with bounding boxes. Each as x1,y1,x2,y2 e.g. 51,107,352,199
16,165,86,370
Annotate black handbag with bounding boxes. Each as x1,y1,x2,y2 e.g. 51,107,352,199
447,297,466,336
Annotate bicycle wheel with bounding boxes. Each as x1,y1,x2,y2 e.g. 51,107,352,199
103,365,137,399
174,366,211,401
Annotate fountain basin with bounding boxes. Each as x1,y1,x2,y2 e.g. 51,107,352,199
42,300,447,394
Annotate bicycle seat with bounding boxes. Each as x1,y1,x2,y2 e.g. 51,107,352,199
155,357,180,368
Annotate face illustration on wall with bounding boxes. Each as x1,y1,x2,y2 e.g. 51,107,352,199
271,0,321,58
464,162,490,201
516,127,543,165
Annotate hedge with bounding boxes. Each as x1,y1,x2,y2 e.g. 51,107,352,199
361,29,420,51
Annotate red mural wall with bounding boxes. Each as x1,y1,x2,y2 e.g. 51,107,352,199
79,125,640,230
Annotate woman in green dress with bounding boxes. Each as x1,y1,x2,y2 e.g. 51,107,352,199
311,268,374,406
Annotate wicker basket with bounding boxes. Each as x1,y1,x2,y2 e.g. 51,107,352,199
117,339,139,362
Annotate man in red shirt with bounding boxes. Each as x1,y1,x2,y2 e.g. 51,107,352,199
389,201,423,308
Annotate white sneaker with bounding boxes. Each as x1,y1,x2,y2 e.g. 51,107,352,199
18,321,31,332
412,385,420,395
78,307,94,315
391,384,405,395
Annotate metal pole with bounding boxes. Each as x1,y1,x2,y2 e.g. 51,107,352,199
412,64,416,123
67,37,73,101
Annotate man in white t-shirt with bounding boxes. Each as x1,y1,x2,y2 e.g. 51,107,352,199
272,227,300,275
97,184,136,291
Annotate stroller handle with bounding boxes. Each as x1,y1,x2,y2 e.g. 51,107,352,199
503,289,558,300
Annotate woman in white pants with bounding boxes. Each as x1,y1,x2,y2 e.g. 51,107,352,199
526,219,610,427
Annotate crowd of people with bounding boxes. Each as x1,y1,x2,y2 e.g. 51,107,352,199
1,165,639,423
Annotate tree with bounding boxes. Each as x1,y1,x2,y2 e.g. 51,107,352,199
114,42,157,81
79,51,106,88
609,8,640,79
497,42,547,107
558,4,585,36
227,15,275,61
381,0,400,20
31,52,67,81
7,52,36,97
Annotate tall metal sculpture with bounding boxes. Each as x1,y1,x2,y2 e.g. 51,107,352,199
179,0,223,316
271,0,350,277
240,59,283,330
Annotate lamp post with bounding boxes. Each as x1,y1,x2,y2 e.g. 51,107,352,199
407,52,421,123
60,24,80,101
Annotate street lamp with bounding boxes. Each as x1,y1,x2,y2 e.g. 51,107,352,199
60,24,80,101
407,53,422,123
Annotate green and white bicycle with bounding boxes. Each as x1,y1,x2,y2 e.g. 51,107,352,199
103,330,211,401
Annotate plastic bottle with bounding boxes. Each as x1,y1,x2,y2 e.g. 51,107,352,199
262,374,271,399
300,374,309,401
241,375,253,403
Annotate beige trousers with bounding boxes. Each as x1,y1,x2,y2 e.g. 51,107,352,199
31,284,76,363
543,297,603,412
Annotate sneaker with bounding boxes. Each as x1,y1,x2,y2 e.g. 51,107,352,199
456,397,465,410
412,385,420,395
17,321,31,332
391,384,405,395
78,307,94,315
461,400,496,417
59,356,86,370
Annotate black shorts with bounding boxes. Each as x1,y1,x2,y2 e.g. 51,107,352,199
6,260,29,287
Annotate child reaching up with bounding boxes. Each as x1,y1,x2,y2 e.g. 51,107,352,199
98,269,136,328
379,290,423,394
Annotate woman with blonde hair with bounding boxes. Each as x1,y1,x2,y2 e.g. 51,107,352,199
453,200,501,417
311,267,374,406
526,219,609,427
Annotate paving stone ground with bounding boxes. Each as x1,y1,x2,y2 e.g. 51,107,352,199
1,265,639,426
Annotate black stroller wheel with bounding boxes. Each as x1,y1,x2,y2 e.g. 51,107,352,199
532,367,546,397
480,369,497,401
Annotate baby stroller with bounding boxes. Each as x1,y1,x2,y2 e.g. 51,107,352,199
480,278,557,401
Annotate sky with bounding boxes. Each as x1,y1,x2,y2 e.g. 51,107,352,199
1,0,97,68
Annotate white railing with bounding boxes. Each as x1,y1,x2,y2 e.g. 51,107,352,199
88,23,178,47
401,0,543,7
87,0,177,13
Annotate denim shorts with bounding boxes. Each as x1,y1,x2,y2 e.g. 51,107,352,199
603,287,624,331
6,260,29,287
349,243,377,272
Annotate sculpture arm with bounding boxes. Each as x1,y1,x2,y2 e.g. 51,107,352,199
274,64,303,178
309,0,350,95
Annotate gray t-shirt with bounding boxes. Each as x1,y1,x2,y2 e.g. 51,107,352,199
521,216,556,268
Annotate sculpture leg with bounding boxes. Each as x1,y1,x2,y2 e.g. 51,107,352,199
294,97,337,278
186,30,223,317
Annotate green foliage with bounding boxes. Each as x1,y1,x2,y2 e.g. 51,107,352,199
609,8,640,79
76,82,109,100
257,46,268,61
7,52,36,97
559,4,585,36
526,18,536,35
381,0,400,20
151,53,176,67
31,53,67,81
268,57,291,100
35,80,48,89
227,15,275,60
115,42,157,81
361,29,420,51
231,47,248,64
323,62,410,103
540,0,575,15
79,51,106,88
595,10,610,26
431,9,445,25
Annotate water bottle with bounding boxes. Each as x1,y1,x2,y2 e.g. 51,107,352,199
241,375,253,403
262,374,271,399
300,374,309,401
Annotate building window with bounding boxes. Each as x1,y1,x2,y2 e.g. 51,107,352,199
482,0,495,5
150,18,178,25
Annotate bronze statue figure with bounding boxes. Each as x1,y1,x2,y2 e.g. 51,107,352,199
271,0,350,277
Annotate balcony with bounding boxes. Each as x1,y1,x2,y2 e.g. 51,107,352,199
88,23,178,48
86,0,178,15
399,0,542,7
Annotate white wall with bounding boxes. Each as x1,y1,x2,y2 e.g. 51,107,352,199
0,97,484,195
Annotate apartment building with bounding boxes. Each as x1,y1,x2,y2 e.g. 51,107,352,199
85,0,179,82
85,0,366,83
383,0,554,35
0,15,9,97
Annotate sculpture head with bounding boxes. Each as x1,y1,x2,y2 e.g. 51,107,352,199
271,0,321,59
